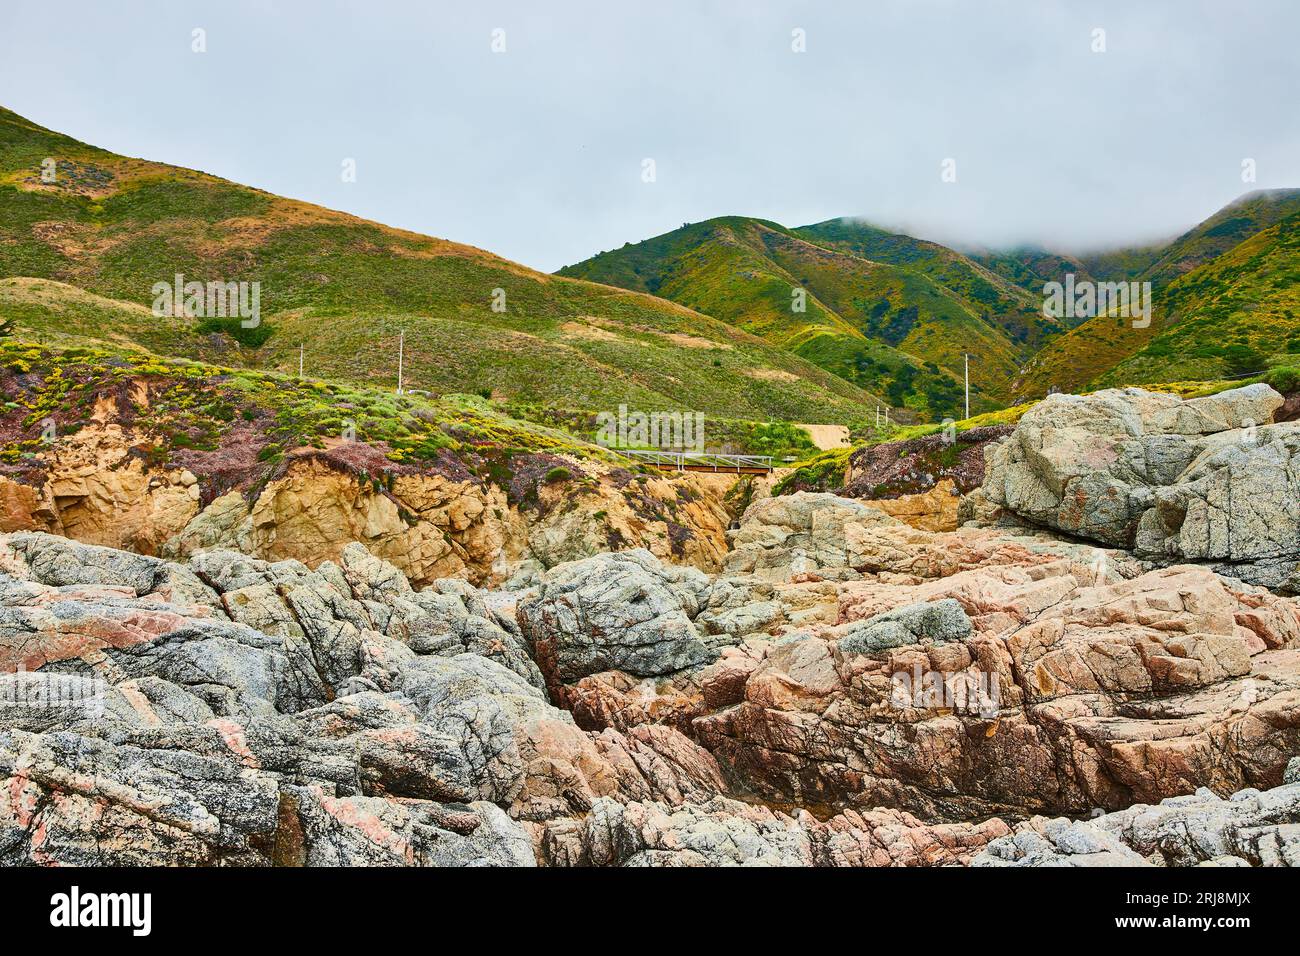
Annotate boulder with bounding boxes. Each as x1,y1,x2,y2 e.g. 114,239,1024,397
864,479,962,532
982,384,1300,589
837,599,972,655
724,492,902,581
517,549,717,685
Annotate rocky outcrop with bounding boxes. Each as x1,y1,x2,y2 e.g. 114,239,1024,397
845,426,1011,496
0,424,741,588
689,564,1300,820
0,532,730,864
723,492,905,581
549,493,1300,825
836,598,972,655
4,483,1300,866
982,384,1300,590
837,425,1014,532
0,425,200,552
518,549,717,688
536,795,1010,867
863,478,961,532
975,780,1300,867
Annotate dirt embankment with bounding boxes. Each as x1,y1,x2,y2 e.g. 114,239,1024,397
842,425,1013,500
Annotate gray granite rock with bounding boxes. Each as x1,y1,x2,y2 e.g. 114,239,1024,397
517,548,717,682
974,779,1300,867
837,598,972,655
981,384,1300,589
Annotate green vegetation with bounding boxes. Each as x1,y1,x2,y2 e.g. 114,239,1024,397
880,401,1036,445
558,216,1033,419
499,402,825,458
795,218,1059,349
1266,365,1300,394
2,106,1295,441
0,339,611,477
1138,189,1300,287
195,316,275,349
0,106,879,425
1094,211,1300,387
771,447,854,495
1012,194,1300,400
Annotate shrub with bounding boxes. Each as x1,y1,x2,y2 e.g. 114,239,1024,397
1266,366,1300,394
195,317,275,348
1222,343,1265,376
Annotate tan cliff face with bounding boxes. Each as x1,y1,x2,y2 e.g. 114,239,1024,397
0,424,745,586
862,478,961,532
0,424,200,552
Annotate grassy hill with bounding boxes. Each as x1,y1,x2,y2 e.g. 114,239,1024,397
973,243,1173,294
1139,189,1300,287
967,247,1100,298
558,216,1043,418
1075,243,1167,284
1095,210,1300,386
1011,193,1300,399
970,191,1300,302
0,106,879,425
793,218,1060,349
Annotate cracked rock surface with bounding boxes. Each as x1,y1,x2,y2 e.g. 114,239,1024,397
4,425,1300,865
981,383,1300,591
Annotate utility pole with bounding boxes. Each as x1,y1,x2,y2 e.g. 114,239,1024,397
964,353,970,421
396,329,404,395
298,343,304,379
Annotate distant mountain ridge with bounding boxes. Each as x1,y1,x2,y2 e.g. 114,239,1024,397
1011,189,1300,398
564,189,1299,412
4,104,1294,425
559,216,1055,417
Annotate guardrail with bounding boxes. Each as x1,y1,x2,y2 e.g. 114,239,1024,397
618,449,774,473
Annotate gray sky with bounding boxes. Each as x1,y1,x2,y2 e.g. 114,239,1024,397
2,0,1297,271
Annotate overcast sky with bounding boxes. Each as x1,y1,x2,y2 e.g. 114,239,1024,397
2,1,1297,271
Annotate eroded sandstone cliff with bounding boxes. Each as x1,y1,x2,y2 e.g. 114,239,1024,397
0,422,744,588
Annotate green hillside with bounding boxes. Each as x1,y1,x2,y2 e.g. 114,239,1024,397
794,218,1060,349
1140,189,1300,287
7,105,1293,429
970,191,1299,302
968,247,1100,298
1011,196,1300,399
1095,211,1300,386
0,106,878,425
1075,243,1167,283
558,216,1037,418
974,243,1168,294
